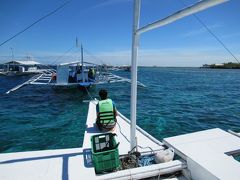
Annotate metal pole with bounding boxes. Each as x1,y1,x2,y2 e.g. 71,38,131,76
137,0,228,35
11,48,14,60
81,44,85,82
130,0,141,151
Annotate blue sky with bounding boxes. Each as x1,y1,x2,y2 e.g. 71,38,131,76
0,0,239,66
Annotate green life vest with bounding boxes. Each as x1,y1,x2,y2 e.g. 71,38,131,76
98,99,116,127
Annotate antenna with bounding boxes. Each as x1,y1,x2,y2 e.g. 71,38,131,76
76,37,79,47
10,48,14,60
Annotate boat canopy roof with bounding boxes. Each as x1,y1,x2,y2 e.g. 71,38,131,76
4,60,41,65
59,61,98,67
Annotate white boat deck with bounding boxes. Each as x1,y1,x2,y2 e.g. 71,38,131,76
163,128,240,180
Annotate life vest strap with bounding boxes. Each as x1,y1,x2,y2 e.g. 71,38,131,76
99,111,113,114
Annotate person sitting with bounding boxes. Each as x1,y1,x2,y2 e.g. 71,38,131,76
96,89,117,131
88,68,95,81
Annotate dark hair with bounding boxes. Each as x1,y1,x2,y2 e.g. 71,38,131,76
99,89,108,100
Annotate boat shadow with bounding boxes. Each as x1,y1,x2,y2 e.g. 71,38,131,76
86,123,101,133
0,148,94,180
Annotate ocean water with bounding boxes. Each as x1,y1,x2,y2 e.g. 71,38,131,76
0,67,240,153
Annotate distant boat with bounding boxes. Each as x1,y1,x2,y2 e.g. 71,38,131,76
0,60,43,76
31,45,141,89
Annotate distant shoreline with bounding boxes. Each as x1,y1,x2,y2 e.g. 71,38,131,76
200,62,240,69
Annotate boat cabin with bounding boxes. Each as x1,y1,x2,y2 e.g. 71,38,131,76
56,61,97,85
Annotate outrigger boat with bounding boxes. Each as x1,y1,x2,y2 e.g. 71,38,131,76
1,0,240,179
5,45,144,94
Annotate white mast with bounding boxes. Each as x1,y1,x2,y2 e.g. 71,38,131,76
130,0,228,151
81,44,85,82
11,48,14,60
130,0,141,150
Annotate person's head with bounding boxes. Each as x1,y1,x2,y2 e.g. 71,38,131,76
99,89,108,100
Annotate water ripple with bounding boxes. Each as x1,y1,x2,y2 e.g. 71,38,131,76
0,67,240,153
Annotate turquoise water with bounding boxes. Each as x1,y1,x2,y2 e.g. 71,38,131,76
0,67,240,153
234,155,240,162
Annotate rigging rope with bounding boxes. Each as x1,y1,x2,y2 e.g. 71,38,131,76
0,0,71,47
117,121,155,153
84,86,94,100
180,0,240,63
84,86,98,105
192,15,240,64
50,45,75,65
83,49,105,65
